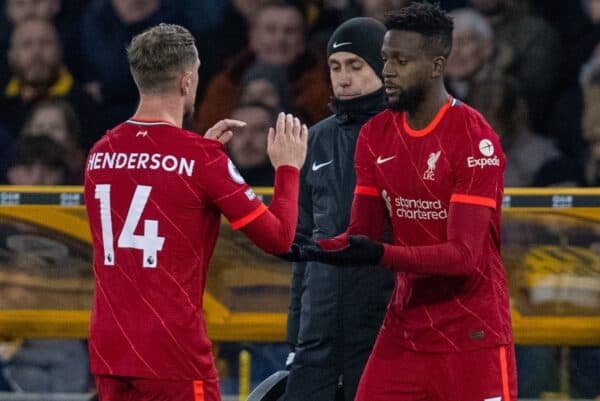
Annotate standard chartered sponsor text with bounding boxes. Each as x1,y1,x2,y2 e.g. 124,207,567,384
394,196,448,220
87,152,195,177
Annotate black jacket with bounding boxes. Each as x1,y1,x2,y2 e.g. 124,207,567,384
286,88,394,371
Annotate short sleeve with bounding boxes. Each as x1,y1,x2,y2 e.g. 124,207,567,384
450,112,505,209
354,122,379,197
200,151,267,229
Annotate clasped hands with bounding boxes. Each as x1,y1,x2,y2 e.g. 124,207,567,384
279,235,383,266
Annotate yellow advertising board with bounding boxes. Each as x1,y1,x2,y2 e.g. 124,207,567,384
0,186,599,345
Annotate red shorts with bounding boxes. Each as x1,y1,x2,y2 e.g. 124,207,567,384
95,375,221,401
355,330,517,401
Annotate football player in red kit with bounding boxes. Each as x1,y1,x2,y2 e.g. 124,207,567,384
306,3,517,401
84,24,307,401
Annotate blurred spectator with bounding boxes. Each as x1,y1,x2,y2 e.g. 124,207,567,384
470,77,571,187
580,60,600,186
194,0,299,98
21,98,85,183
2,0,84,82
194,1,330,134
80,0,187,129
246,1,306,66
0,18,99,147
467,0,561,132
240,63,293,111
561,0,600,89
550,47,600,160
227,102,277,186
445,7,513,102
0,0,59,88
6,135,69,185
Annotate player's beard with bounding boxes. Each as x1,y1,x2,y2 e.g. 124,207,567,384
386,85,426,115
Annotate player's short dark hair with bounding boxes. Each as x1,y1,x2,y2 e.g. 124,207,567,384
127,23,197,93
384,2,453,57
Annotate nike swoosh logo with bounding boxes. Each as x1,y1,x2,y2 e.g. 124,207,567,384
332,41,352,49
312,160,333,171
377,155,396,164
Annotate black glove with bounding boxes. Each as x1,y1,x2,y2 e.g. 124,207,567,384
307,235,384,266
277,243,315,262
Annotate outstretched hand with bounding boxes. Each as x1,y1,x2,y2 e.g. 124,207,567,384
306,235,384,266
277,242,316,263
267,113,308,170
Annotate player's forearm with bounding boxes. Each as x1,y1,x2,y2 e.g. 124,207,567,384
242,166,300,254
381,202,491,276
381,241,477,275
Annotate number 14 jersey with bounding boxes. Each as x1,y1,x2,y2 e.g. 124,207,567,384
84,119,266,380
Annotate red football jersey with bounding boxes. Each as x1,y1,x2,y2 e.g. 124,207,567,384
84,119,267,380
354,97,512,352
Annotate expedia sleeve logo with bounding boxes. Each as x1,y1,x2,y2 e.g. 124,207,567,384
467,139,500,168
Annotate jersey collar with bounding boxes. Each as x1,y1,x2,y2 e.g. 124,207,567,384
126,118,177,127
402,96,455,138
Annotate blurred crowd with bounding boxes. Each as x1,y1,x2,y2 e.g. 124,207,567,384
0,0,599,190
0,0,599,398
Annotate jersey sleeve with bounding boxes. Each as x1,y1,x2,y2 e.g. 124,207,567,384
354,121,379,198
199,151,266,229
450,112,505,209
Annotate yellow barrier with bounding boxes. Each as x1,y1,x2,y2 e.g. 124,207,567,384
0,186,599,345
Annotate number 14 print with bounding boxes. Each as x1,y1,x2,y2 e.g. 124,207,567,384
95,184,165,268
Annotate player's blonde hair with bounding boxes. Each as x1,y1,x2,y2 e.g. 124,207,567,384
127,23,198,93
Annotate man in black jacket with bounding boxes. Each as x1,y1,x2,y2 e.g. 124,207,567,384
283,17,395,401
